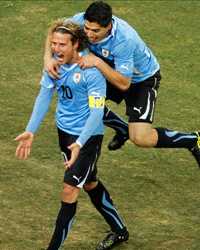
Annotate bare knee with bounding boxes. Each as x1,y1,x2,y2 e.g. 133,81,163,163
129,133,146,147
83,181,98,192
128,123,158,147
62,183,80,203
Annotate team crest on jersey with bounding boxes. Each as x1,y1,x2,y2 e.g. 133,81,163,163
102,49,109,58
73,72,81,83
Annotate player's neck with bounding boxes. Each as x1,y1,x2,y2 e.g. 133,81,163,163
68,51,80,65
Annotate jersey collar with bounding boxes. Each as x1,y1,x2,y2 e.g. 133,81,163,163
58,52,84,72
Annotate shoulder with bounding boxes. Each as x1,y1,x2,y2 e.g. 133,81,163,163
71,12,85,26
112,16,141,44
83,67,106,89
83,67,105,80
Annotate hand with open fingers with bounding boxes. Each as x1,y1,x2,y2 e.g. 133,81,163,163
44,57,60,79
64,142,81,169
78,53,99,69
14,131,34,160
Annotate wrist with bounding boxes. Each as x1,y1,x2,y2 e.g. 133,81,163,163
94,57,102,68
75,140,83,148
25,130,34,137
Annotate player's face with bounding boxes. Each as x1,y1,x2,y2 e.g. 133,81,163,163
84,21,112,43
51,32,78,64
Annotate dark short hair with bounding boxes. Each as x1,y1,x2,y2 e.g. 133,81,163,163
84,1,112,27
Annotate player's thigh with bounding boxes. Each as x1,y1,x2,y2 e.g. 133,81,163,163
58,128,78,160
63,135,103,189
124,72,160,124
125,85,157,123
106,82,124,104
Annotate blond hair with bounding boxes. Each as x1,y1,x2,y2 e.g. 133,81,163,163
48,18,88,51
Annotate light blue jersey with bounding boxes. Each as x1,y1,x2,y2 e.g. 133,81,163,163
26,60,106,146
71,13,160,83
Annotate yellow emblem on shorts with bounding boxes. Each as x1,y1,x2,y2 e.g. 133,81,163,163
89,96,105,108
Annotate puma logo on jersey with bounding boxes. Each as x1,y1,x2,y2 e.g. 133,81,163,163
73,175,82,182
120,64,129,70
133,106,142,114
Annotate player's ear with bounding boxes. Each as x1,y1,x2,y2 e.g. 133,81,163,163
107,22,112,31
74,41,79,51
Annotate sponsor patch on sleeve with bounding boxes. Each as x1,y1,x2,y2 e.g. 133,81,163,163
89,96,105,108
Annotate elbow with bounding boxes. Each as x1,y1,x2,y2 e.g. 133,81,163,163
91,109,104,122
118,81,131,92
115,76,131,91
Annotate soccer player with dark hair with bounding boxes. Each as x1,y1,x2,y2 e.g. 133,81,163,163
15,19,129,250
44,1,200,168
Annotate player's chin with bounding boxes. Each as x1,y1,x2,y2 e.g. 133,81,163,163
58,58,65,64
88,37,97,43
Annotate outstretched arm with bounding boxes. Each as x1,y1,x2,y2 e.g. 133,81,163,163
15,85,54,160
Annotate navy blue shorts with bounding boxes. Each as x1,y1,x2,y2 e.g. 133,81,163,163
58,128,103,188
124,71,161,123
106,71,161,123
